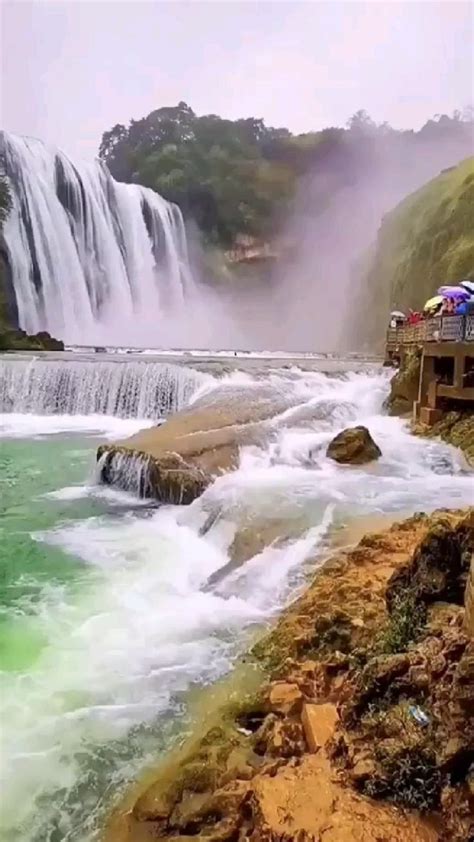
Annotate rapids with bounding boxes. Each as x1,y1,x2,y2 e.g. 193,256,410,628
0,359,472,842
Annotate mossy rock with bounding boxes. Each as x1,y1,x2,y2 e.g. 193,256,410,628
385,350,421,416
0,328,64,351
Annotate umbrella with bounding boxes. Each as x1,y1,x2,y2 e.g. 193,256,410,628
390,310,406,319
424,295,443,312
437,285,470,300
459,280,474,295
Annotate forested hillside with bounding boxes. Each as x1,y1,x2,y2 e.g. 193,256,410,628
356,156,474,347
99,105,473,249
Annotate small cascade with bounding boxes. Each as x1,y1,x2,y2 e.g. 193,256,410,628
96,450,153,497
0,132,194,344
0,358,208,418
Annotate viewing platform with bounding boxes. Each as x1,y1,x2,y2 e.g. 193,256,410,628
386,314,474,360
385,315,474,425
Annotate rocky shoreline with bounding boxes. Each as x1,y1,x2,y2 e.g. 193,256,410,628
385,350,474,463
105,509,473,842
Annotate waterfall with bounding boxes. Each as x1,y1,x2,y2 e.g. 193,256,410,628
0,132,194,344
0,358,208,418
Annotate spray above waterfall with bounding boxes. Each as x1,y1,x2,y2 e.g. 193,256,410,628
1,132,193,344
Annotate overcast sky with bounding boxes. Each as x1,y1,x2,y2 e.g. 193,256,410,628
1,0,473,162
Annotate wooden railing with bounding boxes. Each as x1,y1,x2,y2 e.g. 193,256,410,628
387,315,474,348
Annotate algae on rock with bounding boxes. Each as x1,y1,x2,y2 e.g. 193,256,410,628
415,411,474,465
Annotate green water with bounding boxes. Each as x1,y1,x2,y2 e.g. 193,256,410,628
0,432,250,842
0,438,95,655
0,435,171,842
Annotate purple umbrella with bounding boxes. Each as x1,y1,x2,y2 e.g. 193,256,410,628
437,285,470,300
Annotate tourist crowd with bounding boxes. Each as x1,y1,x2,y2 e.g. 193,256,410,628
390,279,474,327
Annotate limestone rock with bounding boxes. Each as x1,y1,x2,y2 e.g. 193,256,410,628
255,714,306,759
97,384,295,502
351,756,377,782
301,703,339,752
267,682,303,716
326,425,382,465
385,350,421,416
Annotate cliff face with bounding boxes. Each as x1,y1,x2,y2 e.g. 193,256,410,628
357,157,474,347
385,350,421,416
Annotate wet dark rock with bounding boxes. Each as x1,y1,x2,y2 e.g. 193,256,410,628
385,350,421,416
386,514,474,611
326,425,382,465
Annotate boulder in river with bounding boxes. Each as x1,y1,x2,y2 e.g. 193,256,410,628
97,384,295,503
326,425,382,465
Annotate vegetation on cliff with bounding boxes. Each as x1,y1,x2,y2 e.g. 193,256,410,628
359,156,474,346
99,105,473,249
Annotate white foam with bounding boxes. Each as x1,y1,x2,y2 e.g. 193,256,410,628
2,505,321,835
2,363,473,842
0,412,155,439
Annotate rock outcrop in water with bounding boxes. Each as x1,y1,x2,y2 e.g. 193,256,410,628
326,425,382,464
107,509,473,842
386,349,421,416
97,386,294,502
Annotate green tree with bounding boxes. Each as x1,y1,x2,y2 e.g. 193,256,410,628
98,103,473,249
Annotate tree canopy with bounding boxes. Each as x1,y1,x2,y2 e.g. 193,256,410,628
99,104,473,247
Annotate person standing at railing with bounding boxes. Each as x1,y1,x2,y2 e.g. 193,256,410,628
407,309,423,324
455,299,468,315
440,297,456,315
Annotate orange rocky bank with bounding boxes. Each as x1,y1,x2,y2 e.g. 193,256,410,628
106,509,474,842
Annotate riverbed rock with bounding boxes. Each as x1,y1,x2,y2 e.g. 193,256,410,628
326,425,382,465
97,384,295,502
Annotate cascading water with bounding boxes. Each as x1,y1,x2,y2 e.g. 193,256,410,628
1,362,473,842
0,132,193,344
0,358,208,417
